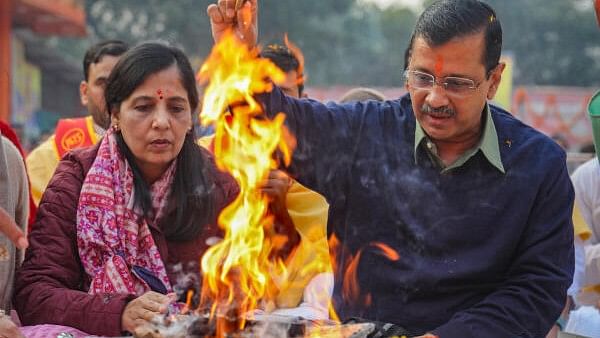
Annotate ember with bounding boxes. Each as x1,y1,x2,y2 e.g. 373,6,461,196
134,311,376,338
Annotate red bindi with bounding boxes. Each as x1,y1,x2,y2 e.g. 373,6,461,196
434,55,444,76
157,89,164,100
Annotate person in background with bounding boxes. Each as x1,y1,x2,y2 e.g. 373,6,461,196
26,40,128,205
571,158,600,310
259,44,306,98
0,133,29,338
208,0,574,337
0,121,36,229
339,87,386,103
15,42,239,336
546,202,593,337
199,42,333,319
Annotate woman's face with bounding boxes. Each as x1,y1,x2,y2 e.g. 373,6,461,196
113,64,192,183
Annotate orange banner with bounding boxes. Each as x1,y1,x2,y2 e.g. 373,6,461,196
53,116,97,158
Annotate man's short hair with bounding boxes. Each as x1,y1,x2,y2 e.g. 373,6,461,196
260,44,304,96
83,40,129,81
409,0,502,75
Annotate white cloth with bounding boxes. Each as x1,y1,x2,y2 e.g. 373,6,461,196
564,306,600,338
270,272,334,320
571,158,600,305
568,238,585,302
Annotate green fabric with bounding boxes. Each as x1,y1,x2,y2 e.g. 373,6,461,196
414,104,505,174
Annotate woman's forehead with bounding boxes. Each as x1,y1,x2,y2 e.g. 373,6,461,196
132,66,188,97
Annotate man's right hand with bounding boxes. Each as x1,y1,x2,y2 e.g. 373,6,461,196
207,0,258,47
121,291,175,334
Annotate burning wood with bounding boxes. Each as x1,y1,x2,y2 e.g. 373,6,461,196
132,310,376,338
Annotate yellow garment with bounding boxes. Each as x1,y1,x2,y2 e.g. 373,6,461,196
27,116,99,205
573,201,592,241
198,136,331,308
26,135,61,206
273,179,331,309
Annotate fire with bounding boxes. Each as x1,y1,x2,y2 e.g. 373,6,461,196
284,34,305,88
330,237,401,311
372,242,400,261
196,30,295,334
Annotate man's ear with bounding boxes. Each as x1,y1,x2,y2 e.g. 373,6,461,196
80,81,89,106
487,62,506,100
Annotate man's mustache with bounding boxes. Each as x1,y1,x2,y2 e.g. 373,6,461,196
420,104,456,117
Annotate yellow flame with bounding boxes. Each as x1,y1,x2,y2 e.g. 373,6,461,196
197,31,295,333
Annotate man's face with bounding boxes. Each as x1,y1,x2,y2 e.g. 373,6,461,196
80,55,120,129
406,32,504,147
278,70,304,98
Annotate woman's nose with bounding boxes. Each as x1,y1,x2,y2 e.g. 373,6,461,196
152,107,170,129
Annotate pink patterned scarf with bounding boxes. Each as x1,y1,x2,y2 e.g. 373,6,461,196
77,129,175,296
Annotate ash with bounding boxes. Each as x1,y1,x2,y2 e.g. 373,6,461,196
133,313,375,338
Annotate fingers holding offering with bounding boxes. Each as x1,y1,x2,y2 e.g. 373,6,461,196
207,0,258,46
121,292,176,333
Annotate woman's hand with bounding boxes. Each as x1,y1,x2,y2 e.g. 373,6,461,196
121,292,175,334
207,0,258,47
0,314,24,338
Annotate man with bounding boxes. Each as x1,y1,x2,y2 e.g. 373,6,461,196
260,43,306,98
0,133,29,338
208,1,574,337
26,40,128,205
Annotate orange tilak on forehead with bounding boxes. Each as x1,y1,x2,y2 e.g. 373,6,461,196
434,55,444,76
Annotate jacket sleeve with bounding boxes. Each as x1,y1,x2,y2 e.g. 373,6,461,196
432,155,575,338
259,87,376,205
14,151,133,337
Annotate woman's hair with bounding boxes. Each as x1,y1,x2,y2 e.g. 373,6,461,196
104,41,214,241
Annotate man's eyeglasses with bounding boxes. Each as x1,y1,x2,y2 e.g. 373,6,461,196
403,70,484,97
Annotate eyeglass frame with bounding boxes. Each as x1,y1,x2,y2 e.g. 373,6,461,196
403,68,496,97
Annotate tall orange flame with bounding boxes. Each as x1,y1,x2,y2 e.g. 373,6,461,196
197,31,294,334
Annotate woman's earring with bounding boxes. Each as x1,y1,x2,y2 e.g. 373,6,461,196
112,122,120,132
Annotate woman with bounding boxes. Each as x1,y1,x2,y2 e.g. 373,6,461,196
14,42,238,336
